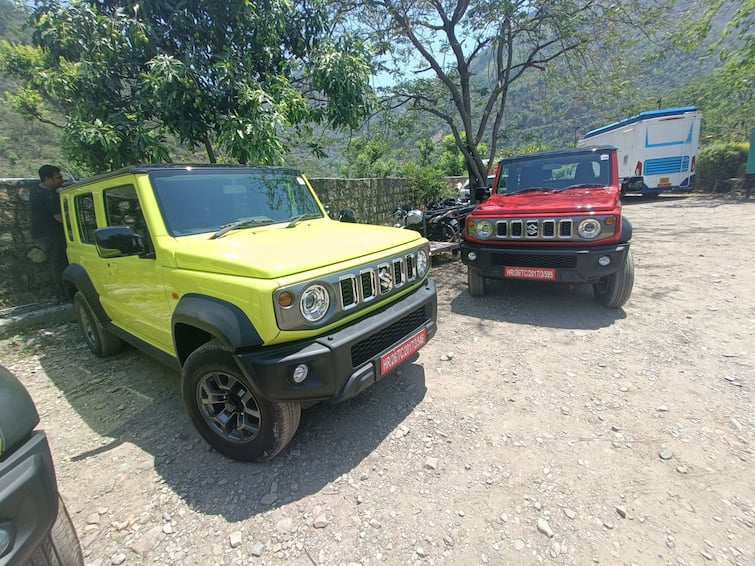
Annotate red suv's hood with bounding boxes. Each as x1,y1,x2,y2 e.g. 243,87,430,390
475,188,619,215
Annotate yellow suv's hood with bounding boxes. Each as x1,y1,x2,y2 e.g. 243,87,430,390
172,220,423,278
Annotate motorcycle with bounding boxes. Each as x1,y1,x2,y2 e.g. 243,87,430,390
393,202,463,242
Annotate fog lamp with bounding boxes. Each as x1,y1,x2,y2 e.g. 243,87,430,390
598,256,611,267
291,364,309,384
467,251,478,261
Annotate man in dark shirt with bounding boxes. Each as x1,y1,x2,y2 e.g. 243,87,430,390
29,164,69,303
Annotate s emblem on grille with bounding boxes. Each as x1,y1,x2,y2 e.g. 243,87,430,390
526,221,538,236
378,264,393,293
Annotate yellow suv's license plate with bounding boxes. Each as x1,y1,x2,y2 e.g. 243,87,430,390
504,266,557,280
380,328,427,375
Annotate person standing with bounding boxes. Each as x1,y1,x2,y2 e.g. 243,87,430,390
29,164,69,304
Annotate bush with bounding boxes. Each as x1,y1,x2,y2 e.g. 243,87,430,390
696,142,749,192
400,163,448,206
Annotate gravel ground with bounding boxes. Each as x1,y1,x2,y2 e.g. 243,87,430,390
1,194,753,566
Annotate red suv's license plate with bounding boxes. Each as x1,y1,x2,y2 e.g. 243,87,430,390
504,266,557,280
380,328,427,376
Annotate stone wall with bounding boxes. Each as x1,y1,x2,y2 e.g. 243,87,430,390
0,176,466,308
0,178,51,309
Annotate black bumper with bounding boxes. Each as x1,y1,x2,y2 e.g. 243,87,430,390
234,279,437,403
461,242,630,283
0,430,59,565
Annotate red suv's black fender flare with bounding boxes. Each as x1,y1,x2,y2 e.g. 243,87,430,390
620,216,633,242
172,294,263,366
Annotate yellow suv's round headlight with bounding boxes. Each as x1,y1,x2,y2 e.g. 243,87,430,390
300,284,330,322
417,248,429,277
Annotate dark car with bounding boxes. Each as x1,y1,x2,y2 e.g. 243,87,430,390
0,364,83,566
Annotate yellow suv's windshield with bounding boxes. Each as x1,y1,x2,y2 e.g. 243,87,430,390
150,168,323,236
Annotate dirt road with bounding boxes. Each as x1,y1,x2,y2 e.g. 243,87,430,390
2,195,753,565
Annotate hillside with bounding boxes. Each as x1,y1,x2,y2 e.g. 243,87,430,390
0,0,746,178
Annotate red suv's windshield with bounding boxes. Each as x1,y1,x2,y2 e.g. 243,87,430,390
496,150,612,194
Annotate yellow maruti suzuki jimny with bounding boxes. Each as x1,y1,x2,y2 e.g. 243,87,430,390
59,165,437,462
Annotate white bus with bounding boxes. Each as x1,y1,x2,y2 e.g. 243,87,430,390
578,106,701,196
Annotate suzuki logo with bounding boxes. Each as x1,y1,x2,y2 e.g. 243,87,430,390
378,264,393,293
526,221,538,236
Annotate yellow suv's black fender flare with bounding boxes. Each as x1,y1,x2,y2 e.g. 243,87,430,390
172,294,263,366
61,264,110,322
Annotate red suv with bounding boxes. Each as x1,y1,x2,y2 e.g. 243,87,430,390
461,146,635,308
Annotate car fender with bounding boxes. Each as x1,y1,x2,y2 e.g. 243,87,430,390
62,264,110,322
620,216,633,242
172,294,263,365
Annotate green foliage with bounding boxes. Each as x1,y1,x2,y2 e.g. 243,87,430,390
415,137,434,167
436,135,466,176
670,0,754,145
341,135,398,177
356,0,679,191
0,0,373,172
399,163,447,206
696,141,749,191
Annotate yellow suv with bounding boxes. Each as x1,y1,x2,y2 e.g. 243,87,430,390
60,165,437,461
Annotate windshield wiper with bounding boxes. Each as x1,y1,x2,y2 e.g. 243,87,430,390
512,187,557,194
210,218,274,239
286,213,321,228
560,183,605,190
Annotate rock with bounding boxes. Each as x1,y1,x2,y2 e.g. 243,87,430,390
130,525,162,554
425,457,438,470
313,514,329,528
260,492,278,505
536,518,554,538
110,553,126,565
563,508,577,520
229,531,243,548
276,518,294,533
251,542,264,557
616,506,627,519
659,448,673,460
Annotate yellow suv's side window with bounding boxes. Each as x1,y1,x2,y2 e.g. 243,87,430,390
74,193,96,243
104,184,152,254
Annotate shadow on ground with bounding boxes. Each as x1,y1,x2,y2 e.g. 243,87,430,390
33,325,426,521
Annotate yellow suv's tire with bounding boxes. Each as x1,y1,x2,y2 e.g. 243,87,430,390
181,341,301,462
73,292,122,357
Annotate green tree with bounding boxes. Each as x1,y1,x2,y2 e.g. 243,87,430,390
349,0,675,198
0,0,373,172
415,137,435,167
341,135,398,177
437,135,466,177
674,0,754,143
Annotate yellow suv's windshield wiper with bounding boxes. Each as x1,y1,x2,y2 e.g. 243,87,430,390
210,217,274,239
286,213,322,228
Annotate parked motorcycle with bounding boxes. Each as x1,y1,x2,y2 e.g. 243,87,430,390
393,201,466,242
